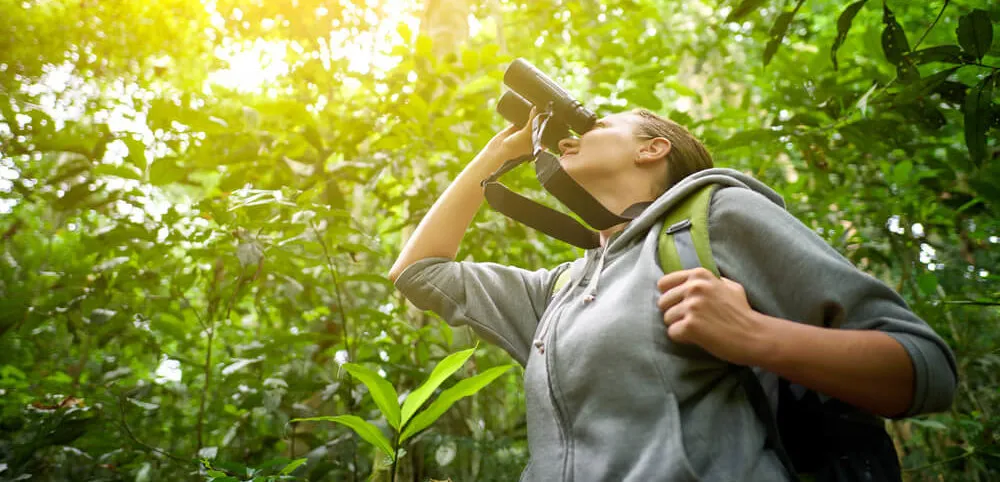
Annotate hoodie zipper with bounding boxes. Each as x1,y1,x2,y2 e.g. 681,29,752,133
533,233,624,480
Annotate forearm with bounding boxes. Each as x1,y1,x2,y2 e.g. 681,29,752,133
752,312,914,418
388,153,502,282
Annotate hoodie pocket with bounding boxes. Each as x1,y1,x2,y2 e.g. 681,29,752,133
663,392,703,482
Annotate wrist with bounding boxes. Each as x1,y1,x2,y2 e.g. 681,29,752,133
748,311,783,369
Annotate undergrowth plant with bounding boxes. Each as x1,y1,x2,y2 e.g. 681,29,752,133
293,346,513,481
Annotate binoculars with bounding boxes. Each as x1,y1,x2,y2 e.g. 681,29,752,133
496,58,597,153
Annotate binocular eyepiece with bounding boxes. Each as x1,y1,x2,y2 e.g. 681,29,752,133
496,58,597,153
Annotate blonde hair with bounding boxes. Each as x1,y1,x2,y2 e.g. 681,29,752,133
632,108,714,194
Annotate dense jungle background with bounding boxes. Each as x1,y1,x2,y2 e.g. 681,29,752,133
1,0,999,480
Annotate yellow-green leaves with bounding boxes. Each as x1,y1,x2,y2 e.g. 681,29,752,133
293,414,395,457
400,365,513,443
292,347,512,463
400,347,476,428
342,363,402,430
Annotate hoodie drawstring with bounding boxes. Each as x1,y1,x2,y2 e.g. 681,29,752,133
534,246,609,354
582,246,608,304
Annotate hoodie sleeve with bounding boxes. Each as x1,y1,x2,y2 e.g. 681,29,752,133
708,187,957,417
393,257,568,366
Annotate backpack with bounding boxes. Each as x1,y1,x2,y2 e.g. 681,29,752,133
551,183,903,482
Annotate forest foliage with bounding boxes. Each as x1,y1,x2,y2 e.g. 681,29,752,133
1,0,999,480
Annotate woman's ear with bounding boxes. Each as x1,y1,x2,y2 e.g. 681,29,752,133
636,137,671,165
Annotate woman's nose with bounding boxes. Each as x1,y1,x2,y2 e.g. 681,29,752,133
558,137,578,154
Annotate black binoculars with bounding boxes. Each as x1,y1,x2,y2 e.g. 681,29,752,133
496,58,597,153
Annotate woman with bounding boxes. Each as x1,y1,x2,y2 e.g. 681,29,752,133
388,109,956,481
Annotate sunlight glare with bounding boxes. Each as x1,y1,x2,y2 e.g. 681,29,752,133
205,0,419,94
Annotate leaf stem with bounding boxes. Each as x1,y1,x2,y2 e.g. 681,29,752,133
390,430,400,482
913,0,950,50
118,394,191,465
310,221,354,364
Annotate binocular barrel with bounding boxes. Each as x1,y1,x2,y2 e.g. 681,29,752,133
496,91,569,153
497,58,597,146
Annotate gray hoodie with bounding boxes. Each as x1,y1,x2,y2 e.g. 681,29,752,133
393,168,957,481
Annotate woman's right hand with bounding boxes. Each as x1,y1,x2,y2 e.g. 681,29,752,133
479,107,539,168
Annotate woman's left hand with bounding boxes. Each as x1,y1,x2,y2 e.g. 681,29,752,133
656,267,770,366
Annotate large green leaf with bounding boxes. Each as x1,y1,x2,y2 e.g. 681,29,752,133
831,0,868,70
881,3,910,66
957,9,993,61
292,415,395,459
763,9,796,67
342,363,401,430
400,347,476,428
904,45,970,65
964,72,998,165
399,365,513,443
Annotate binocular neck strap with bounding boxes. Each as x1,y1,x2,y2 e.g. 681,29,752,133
534,151,650,229
480,107,651,249
483,181,602,249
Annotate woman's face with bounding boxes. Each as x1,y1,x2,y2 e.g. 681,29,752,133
556,112,647,183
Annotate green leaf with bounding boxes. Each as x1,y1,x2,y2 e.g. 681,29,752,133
342,363,401,430
905,45,970,65
895,66,960,105
831,0,868,70
892,160,912,184
620,87,663,110
94,163,143,181
400,347,476,427
964,72,998,165
715,128,781,151
763,11,795,67
149,157,186,186
279,458,307,475
911,418,949,431
292,415,395,459
399,365,513,443
881,3,910,66
917,273,939,296
957,9,993,62
725,0,766,22
122,136,148,171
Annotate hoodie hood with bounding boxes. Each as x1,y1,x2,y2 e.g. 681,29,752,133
609,167,786,253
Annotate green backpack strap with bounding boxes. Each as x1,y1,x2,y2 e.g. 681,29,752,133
658,183,720,276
